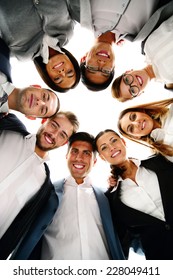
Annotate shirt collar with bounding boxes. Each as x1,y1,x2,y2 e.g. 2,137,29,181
65,175,92,188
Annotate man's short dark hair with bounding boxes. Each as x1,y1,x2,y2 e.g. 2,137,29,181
80,62,114,91
68,132,96,155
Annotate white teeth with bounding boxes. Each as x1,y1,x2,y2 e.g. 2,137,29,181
137,76,143,86
74,164,84,169
45,135,53,144
97,52,108,57
53,62,63,69
111,151,120,158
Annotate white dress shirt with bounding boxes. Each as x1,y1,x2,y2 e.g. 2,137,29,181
0,72,15,113
144,15,173,83
0,130,48,238
90,0,159,41
115,159,165,221
41,176,110,260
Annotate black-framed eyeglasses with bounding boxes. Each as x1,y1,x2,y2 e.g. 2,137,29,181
85,64,113,77
123,74,140,97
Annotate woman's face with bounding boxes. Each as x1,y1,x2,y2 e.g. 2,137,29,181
46,53,76,89
96,131,127,165
119,111,154,138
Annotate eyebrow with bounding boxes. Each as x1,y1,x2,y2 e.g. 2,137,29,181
54,73,75,85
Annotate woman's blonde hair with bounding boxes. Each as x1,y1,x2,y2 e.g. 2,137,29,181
118,98,173,156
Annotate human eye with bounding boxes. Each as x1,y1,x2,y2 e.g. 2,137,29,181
41,106,47,116
42,92,49,102
51,121,58,129
59,132,66,139
84,150,91,156
87,65,98,72
130,112,136,122
54,77,63,84
124,75,130,85
102,68,111,76
101,145,107,151
111,138,117,144
67,70,75,78
71,148,78,154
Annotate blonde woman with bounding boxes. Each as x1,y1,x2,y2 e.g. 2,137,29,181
117,98,173,161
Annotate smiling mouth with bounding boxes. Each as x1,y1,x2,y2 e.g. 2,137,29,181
141,120,146,130
53,62,64,69
136,75,143,87
96,51,110,58
44,133,54,145
73,163,85,170
111,150,120,158
29,94,34,108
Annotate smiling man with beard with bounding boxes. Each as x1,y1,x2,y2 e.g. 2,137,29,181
0,111,79,259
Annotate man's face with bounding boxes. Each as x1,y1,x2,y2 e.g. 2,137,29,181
17,87,59,118
84,41,115,84
36,114,74,151
66,141,96,184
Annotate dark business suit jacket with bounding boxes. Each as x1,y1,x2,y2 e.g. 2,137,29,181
107,154,173,260
0,113,54,259
0,37,12,82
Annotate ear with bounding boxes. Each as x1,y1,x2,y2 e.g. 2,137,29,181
80,54,87,63
25,115,36,120
121,137,126,146
30,84,42,88
41,118,47,124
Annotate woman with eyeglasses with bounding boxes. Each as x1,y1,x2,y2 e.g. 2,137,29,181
112,13,173,102
117,98,173,161
94,129,173,259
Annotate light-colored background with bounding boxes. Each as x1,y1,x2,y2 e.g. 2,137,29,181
11,23,172,189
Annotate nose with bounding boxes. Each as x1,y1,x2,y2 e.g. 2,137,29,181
97,59,106,67
36,99,46,106
58,69,65,77
75,152,83,160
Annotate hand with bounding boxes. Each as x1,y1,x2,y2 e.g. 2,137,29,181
116,39,125,46
107,175,117,190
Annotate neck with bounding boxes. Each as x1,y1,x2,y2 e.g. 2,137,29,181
75,179,84,185
144,65,155,80
35,145,48,159
97,31,115,45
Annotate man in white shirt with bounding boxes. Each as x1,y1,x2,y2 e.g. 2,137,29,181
79,0,168,91
0,110,79,259
0,72,60,120
39,132,124,260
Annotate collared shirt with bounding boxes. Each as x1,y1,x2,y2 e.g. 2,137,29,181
0,130,48,238
0,72,15,113
41,176,110,260
113,159,165,221
90,0,159,41
144,15,173,83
